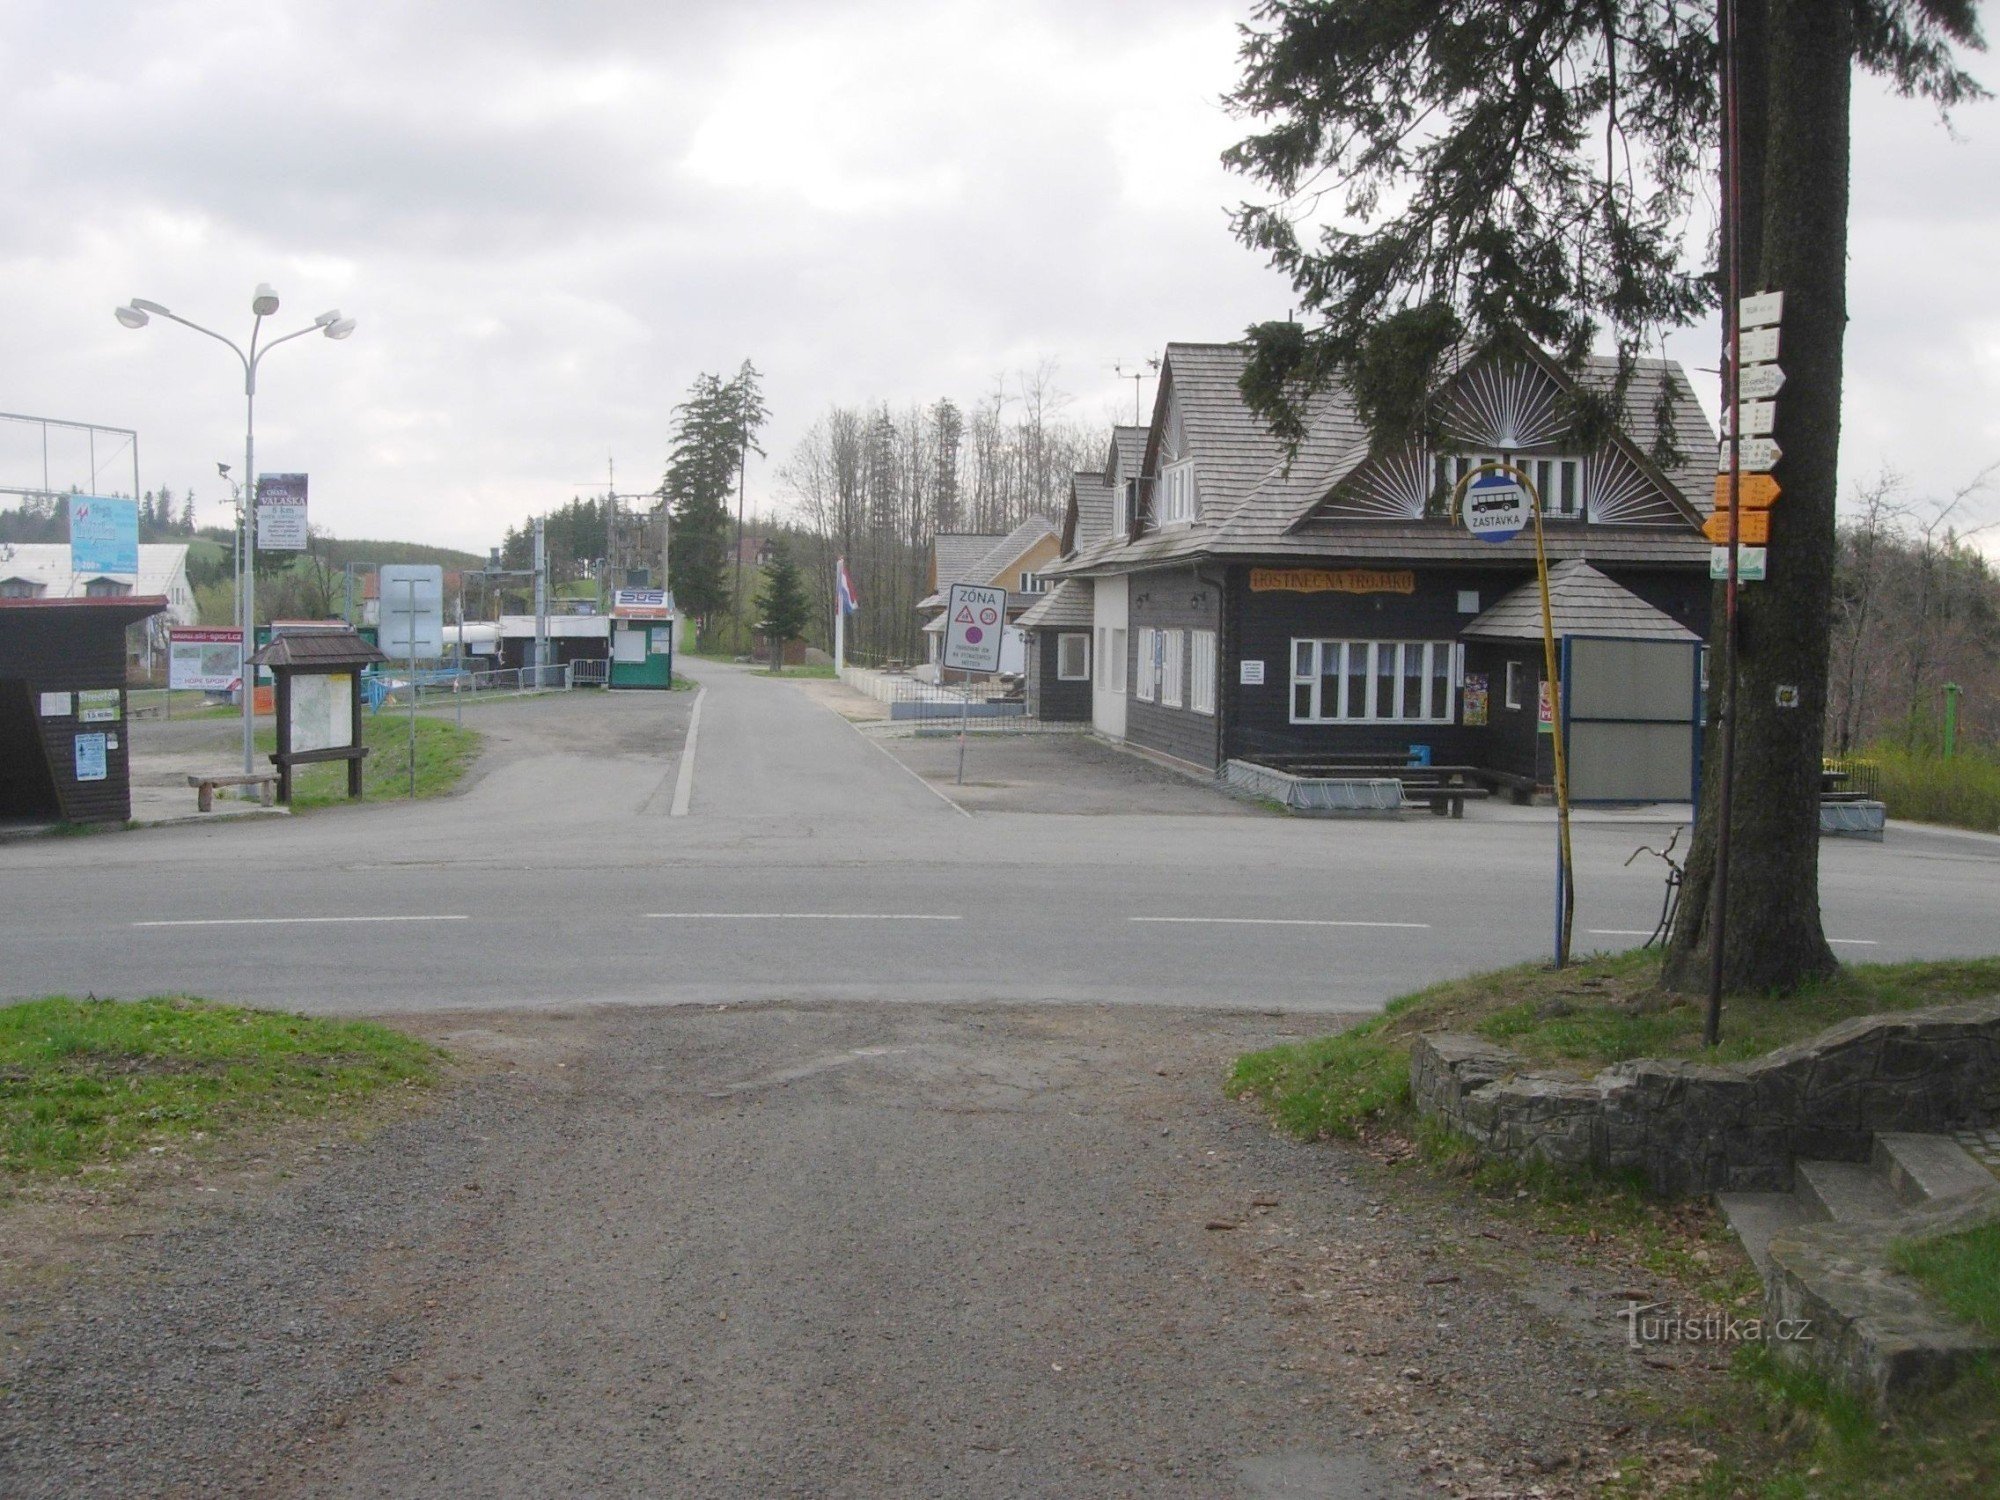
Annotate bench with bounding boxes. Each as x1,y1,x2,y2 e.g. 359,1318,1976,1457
186,772,279,812
1400,784,1494,819
1282,763,1493,819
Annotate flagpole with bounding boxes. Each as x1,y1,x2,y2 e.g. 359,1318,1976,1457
834,557,846,676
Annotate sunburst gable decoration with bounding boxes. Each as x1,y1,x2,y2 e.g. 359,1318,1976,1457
1329,442,1433,520
1440,361,1564,451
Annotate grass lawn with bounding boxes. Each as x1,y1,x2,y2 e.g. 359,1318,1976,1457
1863,744,2000,833
757,664,837,679
1895,1222,2000,1338
253,715,480,808
1232,950,2000,1142
0,996,439,1184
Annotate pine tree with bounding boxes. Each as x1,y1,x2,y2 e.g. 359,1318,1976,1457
1223,0,1985,996
664,373,739,633
756,540,810,674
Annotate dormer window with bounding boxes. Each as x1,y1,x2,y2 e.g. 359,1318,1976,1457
1111,477,1132,538
1438,453,1584,520
1159,460,1197,526
0,577,45,598
83,578,132,598
1019,572,1049,594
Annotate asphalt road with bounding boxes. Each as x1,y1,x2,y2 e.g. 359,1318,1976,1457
3,660,1995,1015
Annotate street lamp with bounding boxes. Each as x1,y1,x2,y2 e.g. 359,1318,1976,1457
114,286,357,775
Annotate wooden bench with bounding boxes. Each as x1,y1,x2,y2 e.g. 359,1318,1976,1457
1281,763,1493,819
1400,784,1494,818
187,772,279,812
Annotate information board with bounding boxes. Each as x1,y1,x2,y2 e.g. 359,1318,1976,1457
289,672,354,753
74,732,108,782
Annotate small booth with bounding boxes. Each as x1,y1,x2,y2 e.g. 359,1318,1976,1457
0,596,166,824
608,588,675,689
250,624,386,803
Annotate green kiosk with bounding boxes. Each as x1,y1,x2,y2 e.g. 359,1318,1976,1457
609,588,675,689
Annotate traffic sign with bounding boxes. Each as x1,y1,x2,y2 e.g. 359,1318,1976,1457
1738,363,1786,399
1711,546,1767,582
1718,437,1782,473
941,582,1006,673
1705,510,1769,545
1712,473,1781,510
1739,327,1779,364
379,565,446,658
1740,291,1784,329
1461,469,1534,542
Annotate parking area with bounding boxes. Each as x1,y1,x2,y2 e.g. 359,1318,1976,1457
874,726,1269,816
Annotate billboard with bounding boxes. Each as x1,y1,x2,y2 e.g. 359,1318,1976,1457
256,473,309,551
68,495,139,576
168,627,246,691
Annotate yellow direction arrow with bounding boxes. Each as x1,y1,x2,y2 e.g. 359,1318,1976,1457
1712,473,1781,510
1705,510,1770,545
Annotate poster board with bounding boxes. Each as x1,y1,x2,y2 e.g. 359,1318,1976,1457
169,628,246,691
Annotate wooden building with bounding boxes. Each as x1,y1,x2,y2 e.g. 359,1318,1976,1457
0,596,167,824
1044,339,1715,800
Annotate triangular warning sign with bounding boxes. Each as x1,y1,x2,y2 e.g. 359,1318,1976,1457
955,605,975,623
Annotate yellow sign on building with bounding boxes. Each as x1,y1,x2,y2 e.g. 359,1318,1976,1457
1249,568,1416,595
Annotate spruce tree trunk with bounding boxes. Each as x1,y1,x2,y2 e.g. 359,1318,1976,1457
1664,0,1843,994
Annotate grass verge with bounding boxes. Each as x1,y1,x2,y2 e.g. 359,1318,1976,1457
1893,1222,2000,1338
0,996,439,1184
757,664,837,679
1231,950,2000,1142
254,715,480,808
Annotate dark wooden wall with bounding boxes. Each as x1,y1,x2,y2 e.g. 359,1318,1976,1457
1027,631,1091,722
0,609,136,823
1127,566,1223,769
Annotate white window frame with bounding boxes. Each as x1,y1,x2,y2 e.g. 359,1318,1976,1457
1159,460,1197,526
1134,626,1157,702
1504,659,1524,710
1439,452,1585,520
1288,639,1458,725
1111,478,1131,537
1190,629,1217,716
1107,628,1127,694
1057,632,1089,681
1159,628,1185,708
1019,571,1049,594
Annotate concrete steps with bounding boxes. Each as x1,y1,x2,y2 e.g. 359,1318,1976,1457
1720,1132,2000,1405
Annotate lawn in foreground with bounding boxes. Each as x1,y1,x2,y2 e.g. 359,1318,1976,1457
0,996,439,1183
254,714,480,808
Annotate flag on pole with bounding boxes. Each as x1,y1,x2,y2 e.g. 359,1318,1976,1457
836,557,860,615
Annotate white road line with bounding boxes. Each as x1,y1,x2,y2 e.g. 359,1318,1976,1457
1587,929,1655,937
670,685,706,817
133,915,471,929
1128,916,1432,930
645,912,963,921
1829,938,1880,946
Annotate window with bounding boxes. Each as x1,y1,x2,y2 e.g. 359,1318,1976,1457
1107,628,1127,693
1111,478,1131,537
1438,453,1585,519
82,578,131,598
1019,571,1049,594
1057,632,1089,680
1134,626,1157,701
1159,460,1197,525
0,578,44,598
1289,640,1457,724
1504,660,1524,709
1159,629,1184,708
1190,630,1217,715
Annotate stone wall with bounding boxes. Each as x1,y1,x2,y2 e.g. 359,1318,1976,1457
1411,1000,2000,1194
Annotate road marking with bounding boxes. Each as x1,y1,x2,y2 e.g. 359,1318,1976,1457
1128,916,1431,930
670,685,706,817
1829,938,1879,946
1588,930,1655,937
133,915,471,928
645,912,963,921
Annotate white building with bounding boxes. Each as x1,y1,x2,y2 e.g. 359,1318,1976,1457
0,543,198,625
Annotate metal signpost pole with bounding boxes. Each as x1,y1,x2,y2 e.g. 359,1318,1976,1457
406,577,418,799
534,517,548,691
457,582,466,730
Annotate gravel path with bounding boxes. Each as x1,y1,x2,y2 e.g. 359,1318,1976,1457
1,1004,1729,1497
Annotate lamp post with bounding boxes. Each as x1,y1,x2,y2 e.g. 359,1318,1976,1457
115,287,356,775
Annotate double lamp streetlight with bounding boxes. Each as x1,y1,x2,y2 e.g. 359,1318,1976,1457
113,286,356,775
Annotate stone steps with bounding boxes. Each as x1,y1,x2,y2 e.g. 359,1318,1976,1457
1720,1132,2000,1406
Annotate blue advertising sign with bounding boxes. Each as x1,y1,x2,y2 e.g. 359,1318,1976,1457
69,495,140,575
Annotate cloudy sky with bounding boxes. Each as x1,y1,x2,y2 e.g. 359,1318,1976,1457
3,0,1995,555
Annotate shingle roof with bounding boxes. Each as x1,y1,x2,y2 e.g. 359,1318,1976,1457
1051,339,1713,580
1070,471,1113,552
968,516,1058,584
1460,559,1701,642
1111,425,1147,482
250,625,388,668
1016,578,1093,631
934,533,1008,589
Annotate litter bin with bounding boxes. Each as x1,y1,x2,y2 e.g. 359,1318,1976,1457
1407,744,1432,767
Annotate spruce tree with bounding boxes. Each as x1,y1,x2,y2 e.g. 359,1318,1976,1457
756,540,810,674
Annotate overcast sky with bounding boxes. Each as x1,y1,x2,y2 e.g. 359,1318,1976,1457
3,0,1995,555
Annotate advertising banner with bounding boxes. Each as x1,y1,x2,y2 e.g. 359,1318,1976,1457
68,495,139,576
256,473,309,551
168,627,246,691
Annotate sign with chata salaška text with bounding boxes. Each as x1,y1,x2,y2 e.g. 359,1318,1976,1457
942,583,1006,674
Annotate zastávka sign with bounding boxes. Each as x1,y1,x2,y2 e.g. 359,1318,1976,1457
169,627,246,691
1461,470,1534,543
68,495,139,576
941,582,1006,673
256,474,309,551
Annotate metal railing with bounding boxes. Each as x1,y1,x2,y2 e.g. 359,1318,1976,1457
840,667,1026,722
364,661,579,710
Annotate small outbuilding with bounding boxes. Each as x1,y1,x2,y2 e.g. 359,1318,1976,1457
608,589,676,689
0,595,167,824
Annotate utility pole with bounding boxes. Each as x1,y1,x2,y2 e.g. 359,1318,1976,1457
533,516,548,686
